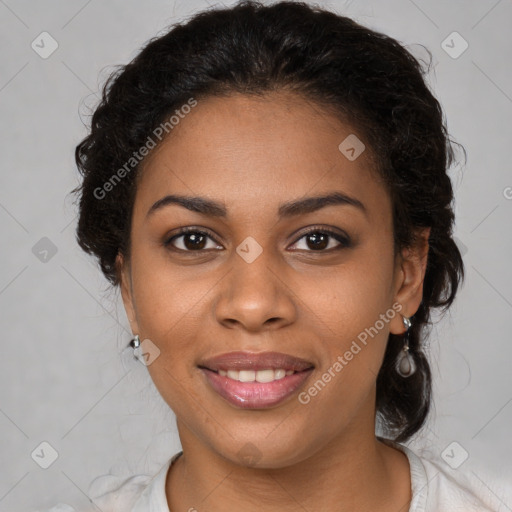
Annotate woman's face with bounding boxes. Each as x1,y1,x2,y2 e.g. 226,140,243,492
119,91,428,467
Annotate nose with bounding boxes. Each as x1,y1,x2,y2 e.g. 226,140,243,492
214,249,297,333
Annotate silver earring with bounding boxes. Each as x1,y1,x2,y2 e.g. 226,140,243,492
130,334,141,351
395,316,416,377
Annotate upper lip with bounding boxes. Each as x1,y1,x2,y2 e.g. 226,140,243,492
199,351,315,372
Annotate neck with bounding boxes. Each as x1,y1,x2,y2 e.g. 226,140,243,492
166,419,412,512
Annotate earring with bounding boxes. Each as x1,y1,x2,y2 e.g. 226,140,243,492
130,334,141,351
395,316,416,377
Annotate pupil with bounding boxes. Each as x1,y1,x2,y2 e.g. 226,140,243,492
307,232,328,250
185,233,206,250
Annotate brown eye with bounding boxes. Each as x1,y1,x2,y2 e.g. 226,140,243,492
165,229,223,252
290,228,351,252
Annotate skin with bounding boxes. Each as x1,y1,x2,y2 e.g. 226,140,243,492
118,91,430,511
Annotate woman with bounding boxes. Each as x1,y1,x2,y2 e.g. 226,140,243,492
49,1,499,510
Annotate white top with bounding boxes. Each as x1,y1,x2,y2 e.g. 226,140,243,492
42,439,504,511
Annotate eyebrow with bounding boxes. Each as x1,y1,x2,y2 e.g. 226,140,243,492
146,191,367,219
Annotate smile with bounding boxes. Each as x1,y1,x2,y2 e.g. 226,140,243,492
198,351,315,409
219,368,295,382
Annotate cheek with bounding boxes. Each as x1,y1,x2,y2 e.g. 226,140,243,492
301,238,396,389
128,247,212,361
129,253,213,412
308,246,396,343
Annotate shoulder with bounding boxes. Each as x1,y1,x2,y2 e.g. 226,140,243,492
392,440,503,512
88,452,181,512
39,452,181,512
34,474,155,512
87,472,155,510
421,456,497,511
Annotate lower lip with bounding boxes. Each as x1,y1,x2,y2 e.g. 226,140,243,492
200,368,314,409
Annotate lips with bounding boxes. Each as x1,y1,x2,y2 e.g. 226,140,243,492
198,351,315,409
199,351,314,372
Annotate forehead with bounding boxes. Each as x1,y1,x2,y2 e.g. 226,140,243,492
134,91,389,220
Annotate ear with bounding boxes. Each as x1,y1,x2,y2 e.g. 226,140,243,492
389,227,431,335
116,252,140,335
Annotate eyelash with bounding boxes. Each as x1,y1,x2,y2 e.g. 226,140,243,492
163,225,352,254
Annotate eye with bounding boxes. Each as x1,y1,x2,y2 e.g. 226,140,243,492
289,226,351,252
164,226,351,253
164,227,223,252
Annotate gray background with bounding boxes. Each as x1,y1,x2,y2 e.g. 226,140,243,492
1,0,511,510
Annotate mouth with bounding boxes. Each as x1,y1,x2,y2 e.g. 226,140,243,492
198,351,315,409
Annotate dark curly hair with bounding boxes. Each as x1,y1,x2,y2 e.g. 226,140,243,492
73,0,465,443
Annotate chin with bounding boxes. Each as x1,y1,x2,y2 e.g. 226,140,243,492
209,431,312,469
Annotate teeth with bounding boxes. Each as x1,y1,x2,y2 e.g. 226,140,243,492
217,368,295,382
255,369,275,382
239,370,256,382
274,369,286,380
